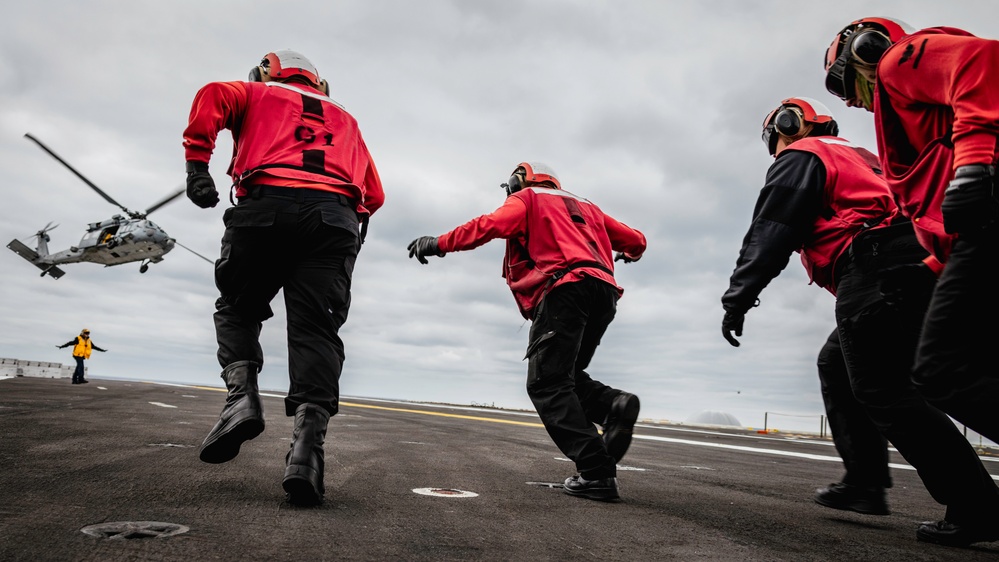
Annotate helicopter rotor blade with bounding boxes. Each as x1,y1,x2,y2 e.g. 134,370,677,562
27,222,59,240
173,240,214,264
23,133,134,215
144,185,187,216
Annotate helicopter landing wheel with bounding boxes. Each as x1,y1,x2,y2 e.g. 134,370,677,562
140,263,149,274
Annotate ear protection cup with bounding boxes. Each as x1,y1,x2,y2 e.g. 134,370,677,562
850,29,891,67
774,107,805,138
763,97,837,155
502,172,525,196
318,79,330,96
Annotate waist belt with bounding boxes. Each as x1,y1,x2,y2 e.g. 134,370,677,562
846,217,928,274
538,260,615,307
245,184,354,204
550,260,613,282
241,184,369,244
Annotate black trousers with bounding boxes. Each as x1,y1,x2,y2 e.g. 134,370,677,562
816,329,891,489
213,191,360,417
72,356,86,382
525,276,623,480
835,257,999,525
914,226,999,444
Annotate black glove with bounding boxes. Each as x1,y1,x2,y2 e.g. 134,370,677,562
878,263,936,308
186,161,220,209
941,164,998,234
408,236,445,265
722,311,745,347
614,252,641,263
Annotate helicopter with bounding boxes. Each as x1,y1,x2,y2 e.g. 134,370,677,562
6,133,213,279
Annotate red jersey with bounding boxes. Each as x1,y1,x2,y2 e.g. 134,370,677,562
874,27,999,261
785,136,898,293
183,80,384,217
437,187,646,319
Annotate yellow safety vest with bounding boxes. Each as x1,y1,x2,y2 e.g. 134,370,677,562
72,336,93,359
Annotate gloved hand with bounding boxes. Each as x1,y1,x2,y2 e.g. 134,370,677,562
878,262,937,308
941,164,998,234
186,161,219,209
408,236,445,264
722,311,745,347
614,252,641,263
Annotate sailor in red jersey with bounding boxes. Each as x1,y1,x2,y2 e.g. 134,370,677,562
722,97,999,534
407,162,646,502
182,50,384,507
826,17,999,547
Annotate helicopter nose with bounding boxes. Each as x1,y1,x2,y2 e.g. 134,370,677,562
165,238,176,251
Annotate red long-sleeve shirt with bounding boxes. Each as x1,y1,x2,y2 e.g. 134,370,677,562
183,80,384,216
878,28,999,169
438,187,646,318
874,28,999,262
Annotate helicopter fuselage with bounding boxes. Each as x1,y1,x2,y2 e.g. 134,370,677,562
43,215,175,266
8,133,211,278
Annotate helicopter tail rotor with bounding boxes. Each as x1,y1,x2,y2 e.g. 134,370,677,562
7,225,66,279
29,221,60,257
34,221,59,242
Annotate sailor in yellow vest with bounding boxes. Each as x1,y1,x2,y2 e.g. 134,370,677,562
57,328,107,384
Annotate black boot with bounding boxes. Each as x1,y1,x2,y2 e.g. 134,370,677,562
563,475,620,502
603,392,640,463
814,482,889,516
199,360,265,464
283,403,330,506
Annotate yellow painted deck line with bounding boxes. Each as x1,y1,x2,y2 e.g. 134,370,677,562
151,381,545,428
341,401,545,428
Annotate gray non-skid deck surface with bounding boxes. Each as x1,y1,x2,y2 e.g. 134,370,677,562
1,376,997,561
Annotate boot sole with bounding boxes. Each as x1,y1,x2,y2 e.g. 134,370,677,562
814,495,890,516
563,487,621,502
916,524,999,547
199,413,265,464
604,394,640,463
283,465,323,506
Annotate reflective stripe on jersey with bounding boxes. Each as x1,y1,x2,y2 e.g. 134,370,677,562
265,81,345,109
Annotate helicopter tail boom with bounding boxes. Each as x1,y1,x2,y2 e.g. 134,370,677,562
6,239,66,279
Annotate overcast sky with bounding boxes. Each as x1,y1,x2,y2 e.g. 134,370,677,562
2,1,996,435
